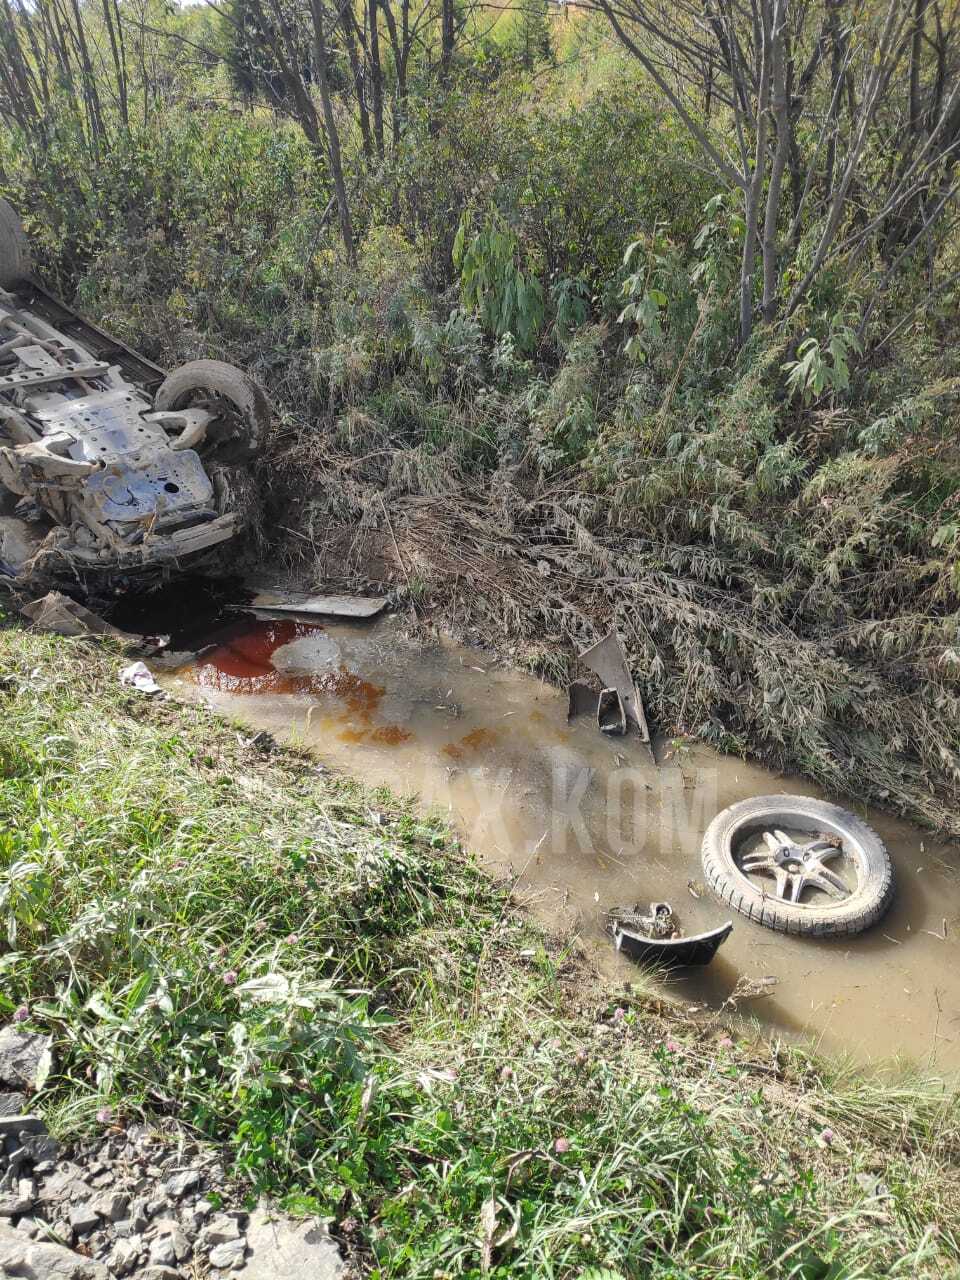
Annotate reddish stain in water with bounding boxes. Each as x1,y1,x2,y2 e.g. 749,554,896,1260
322,668,385,719
337,726,367,744
191,620,410,746
370,724,412,745
336,720,410,747
192,620,317,694
442,726,498,761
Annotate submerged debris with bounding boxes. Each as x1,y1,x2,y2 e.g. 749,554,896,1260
701,795,894,937
605,902,732,967
578,631,654,761
566,680,596,721
597,686,627,736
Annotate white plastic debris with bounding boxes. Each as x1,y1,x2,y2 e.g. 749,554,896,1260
119,661,161,696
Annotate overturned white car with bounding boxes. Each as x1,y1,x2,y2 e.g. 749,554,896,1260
0,198,270,581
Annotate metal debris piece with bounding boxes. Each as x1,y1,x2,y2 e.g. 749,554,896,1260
742,829,850,903
608,901,677,936
578,630,653,753
597,687,626,736
566,680,596,721
606,901,733,967
248,590,387,619
22,592,137,640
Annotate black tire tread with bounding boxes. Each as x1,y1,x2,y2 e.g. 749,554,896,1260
154,359,270,463
701,794,894,937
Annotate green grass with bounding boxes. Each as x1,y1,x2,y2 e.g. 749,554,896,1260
1,620,958,1278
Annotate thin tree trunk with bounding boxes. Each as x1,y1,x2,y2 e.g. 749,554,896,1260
309,0,356,264
341,5,373,159
909,0,925,134
761,0,789,322
441,0,454,81
259,0,324,149
101,0,128,128
368,0,385,155
740,0,773,342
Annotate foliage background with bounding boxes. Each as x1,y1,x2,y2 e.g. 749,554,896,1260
1,0,959,834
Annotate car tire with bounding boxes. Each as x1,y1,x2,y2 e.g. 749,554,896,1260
154,359,270,464
701,794,894,937
0,199,31,289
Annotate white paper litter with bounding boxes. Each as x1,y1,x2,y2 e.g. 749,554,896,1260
119,661,162,696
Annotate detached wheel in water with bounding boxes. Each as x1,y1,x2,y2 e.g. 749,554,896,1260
701,794,894,936
154,359,271,465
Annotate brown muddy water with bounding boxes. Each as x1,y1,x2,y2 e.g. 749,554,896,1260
161,610,960,1073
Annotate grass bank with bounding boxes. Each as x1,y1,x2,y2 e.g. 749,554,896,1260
1,618,958,1279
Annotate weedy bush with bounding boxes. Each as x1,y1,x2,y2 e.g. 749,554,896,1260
1,627,958,1278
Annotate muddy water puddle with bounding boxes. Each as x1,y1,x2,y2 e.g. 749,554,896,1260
163,612,960,1072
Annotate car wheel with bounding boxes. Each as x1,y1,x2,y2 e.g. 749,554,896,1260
0,199,31,289
701,794,894,936
154,359,270,465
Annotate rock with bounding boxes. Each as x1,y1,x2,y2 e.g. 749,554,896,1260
107,1237,142,1276
0,1175,36,1215
151,1217,190,1262
0,1091,29,1116
136,1269,181,1279
4,1136,30,1172
186,1200,214,1231
88,1231,112,1259
200,1212,241,1247
15,1215,39,1237
19,1130,60,1163
148,1233,177,1267
90,1189,129,1222
129,1201,150,1234
50,1218,75,1246
164,1168,200,1199
237,1205,346,1278
37,1165,92,1205
0,1222,111,1278
68,1203,100,1235
0,1029,52,1091
0,1113,46,1137
209,1237,246,1270
146,1196,169,1218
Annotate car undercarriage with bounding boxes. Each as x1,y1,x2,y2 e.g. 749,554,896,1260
0,199,270,583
